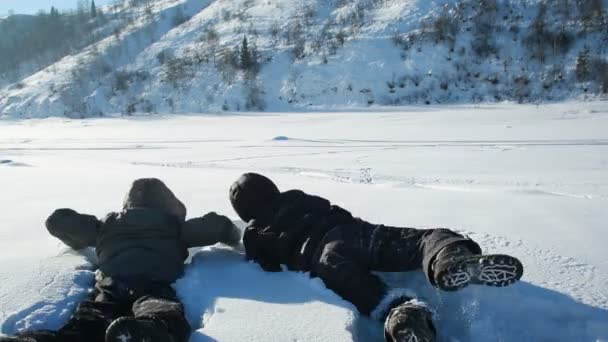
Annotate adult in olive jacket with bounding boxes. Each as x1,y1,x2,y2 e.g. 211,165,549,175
1,178,240,342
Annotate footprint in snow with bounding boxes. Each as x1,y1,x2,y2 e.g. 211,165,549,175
0,160,31,167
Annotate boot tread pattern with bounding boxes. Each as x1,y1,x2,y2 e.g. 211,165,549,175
399,330,435,342
401,329,433,342
439,254,523,291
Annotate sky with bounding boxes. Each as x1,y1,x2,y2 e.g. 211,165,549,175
0,0,113,16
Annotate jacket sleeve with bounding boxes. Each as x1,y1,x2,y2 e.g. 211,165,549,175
271,191,331,256
181,212,241,248
45,208,100,250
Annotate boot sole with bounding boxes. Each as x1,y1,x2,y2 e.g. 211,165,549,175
385,303,437,342
437,254,523,291
105,317,174,342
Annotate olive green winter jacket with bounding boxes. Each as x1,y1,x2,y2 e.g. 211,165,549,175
46,208,239,283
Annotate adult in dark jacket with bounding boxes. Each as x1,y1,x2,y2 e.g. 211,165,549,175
1,178,241,342
229,173,524,342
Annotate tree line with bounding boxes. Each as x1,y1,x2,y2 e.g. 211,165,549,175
0,1,108,83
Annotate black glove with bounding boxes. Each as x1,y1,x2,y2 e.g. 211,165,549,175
243,222,282,272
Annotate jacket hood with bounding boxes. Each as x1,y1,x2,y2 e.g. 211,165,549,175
122,178,187,222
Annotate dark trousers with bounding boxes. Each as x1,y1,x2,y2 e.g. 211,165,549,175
310,221,481,318
16,277,190,342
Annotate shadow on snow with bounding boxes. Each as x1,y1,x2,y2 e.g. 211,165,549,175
2,247,606,342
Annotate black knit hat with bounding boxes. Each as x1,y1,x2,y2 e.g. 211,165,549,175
229,173,280,222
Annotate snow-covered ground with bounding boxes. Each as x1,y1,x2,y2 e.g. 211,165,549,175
0,102,607,341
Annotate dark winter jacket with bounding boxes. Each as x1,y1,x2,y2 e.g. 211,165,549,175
243,190,355,272
46,178,240,283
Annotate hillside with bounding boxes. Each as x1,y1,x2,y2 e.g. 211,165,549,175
0,0,607,118
0,7,124,87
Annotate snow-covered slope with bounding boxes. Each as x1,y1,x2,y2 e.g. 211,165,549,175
0,102,607,341
1,0,607,118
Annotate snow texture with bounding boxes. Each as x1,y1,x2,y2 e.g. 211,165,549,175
0,102,607,341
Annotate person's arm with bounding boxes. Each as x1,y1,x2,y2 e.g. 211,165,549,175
181,212,241,248
45,208,100,250
272,192,332,263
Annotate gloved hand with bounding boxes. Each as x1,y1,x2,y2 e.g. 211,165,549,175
221,218,242,247
182,212,242,248
243,221,282,272
46,208,99,250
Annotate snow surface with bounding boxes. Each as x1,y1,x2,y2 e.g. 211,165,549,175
0,102,607,341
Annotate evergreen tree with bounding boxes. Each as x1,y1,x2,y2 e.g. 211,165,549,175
240,36,252,70
91,0,97,18
576,46,591,81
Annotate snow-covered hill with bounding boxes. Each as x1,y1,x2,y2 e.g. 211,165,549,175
0,102,607,340
0,0,607,118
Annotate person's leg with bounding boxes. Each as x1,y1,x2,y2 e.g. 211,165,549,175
56,299,123,342
311,225,437,342
311,225,393,316
362,223,523,291
55,279,128,342
0,278,128,342
105,283,190,342
362,225,480,274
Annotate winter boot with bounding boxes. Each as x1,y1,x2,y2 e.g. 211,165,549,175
105,317,174,342
384,300,436,342
432,244,523,291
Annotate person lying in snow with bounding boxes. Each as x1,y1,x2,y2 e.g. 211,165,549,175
229,173,524,342
1,178,241,342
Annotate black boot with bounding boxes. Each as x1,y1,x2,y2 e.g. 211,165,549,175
384,300,436,342
432,244,524,291
105,317,174,342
